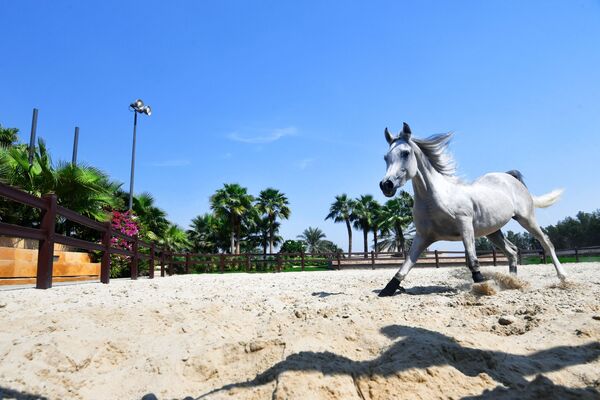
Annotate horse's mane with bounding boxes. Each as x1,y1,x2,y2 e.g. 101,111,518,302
411,133,456,177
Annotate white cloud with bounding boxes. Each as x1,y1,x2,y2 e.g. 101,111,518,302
296,158,314,170
227,126,297,144
150,159,191,167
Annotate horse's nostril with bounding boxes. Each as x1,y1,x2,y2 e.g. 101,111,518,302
380,180,394,192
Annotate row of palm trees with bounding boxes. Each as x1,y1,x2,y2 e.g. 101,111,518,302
326,192,414,257
187,184,290,254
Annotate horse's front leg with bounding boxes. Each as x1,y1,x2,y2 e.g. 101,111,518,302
458,218,486,283
378,234,431,297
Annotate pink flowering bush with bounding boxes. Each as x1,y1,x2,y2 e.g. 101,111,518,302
111,210,139,250
109,210,141,278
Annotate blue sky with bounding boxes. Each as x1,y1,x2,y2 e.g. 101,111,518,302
1,1,599,251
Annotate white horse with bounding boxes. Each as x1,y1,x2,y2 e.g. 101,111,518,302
378,123,566,297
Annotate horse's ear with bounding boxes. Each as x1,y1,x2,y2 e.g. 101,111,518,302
385,127,395,144
401,122,412,140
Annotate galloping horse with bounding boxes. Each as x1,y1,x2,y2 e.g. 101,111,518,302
378,123,566,297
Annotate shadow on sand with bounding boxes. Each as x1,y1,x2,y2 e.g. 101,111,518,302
183,324,600,400
0,387,49,400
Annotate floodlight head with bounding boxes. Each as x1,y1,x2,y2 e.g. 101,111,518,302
143,106,152,116
134,99,144,109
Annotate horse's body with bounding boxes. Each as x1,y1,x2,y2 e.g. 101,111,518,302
378,123,566,297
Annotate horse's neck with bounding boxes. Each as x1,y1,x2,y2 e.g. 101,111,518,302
411,149,454,203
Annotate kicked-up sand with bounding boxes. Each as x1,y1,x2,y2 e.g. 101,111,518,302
1,263,600,399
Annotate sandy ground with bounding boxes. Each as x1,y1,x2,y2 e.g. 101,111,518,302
1,263,599,400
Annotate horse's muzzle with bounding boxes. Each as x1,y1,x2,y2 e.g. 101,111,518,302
380,179,397,197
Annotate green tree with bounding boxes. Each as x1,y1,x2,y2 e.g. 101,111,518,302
352,195,380,257
280,239,305,253
377,191,413,255
132,192,169,239
187,213,229,253
0,124,19,148
255,188,290,253
1,140,120,229
325,194,356,256
544,210,600,249
210,183,255,254
156,224,190,253
297,226,328,254
475,237,493,251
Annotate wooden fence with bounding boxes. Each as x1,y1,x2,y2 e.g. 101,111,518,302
0,182,161,288
1,182,599,289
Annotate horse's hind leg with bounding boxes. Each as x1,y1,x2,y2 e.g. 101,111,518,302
486,230,519,274
514,215,567,280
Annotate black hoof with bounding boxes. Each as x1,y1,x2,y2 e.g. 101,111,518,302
379,277,401,297
472,271,486,283
509,266,518,275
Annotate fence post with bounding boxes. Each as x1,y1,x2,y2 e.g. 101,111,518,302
541,249,547,264
492,248,497,266
100,222,112,284
575,247,579,262
276,254,282,272
336,254,341,270
168,253,174,276
219,254,225,273
160,251,165,277
36,193,57,289
130,236,139,280
246,254,251,272
301,251,305,271
185,253,190,274
149,243,155,279
434,250,439,268
371,250,375,270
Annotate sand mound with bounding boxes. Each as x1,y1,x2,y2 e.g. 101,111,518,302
0,263,599,399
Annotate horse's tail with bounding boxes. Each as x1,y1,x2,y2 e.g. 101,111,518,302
532,189,564,208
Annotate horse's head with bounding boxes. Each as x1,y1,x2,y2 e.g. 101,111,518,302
380,122,418,197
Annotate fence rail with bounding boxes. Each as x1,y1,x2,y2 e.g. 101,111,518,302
0,182,164,288
1,182,599,289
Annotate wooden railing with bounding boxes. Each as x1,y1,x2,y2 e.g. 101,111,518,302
0,182,162,289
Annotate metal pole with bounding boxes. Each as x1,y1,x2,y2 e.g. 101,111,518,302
128,112,137,210
28,108,38,165
72,127,79,165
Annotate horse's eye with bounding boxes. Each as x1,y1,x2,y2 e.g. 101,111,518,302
401,151,410,158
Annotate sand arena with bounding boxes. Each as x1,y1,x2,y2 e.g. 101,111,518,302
1,263,599,399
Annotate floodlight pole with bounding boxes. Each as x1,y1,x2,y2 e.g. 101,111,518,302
72,127,79,166
128,111,138,211
28,108,39,166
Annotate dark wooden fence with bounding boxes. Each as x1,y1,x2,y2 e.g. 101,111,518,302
0,182,162,289
2,182,599,289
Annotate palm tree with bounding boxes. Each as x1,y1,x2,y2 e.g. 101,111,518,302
188,213,222,253
377,191,414,255
0,125,19,148
156,224,191,253
1,140,121,229
54,162,121,222
297,226,327,254
325,194,355,256
352,195,380,257
210,183,255,254
133,192,169,239
255,188,290,253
